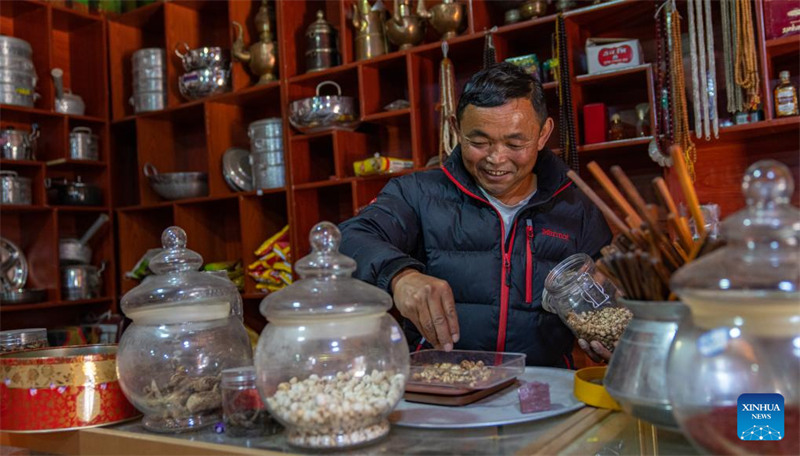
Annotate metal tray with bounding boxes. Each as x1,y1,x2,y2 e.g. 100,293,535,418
406,349,526,396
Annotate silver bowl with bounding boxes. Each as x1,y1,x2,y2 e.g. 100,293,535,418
175,43,229,72
1,288,47,305
288,81,359,134
178,67,230,100
143,163,208,201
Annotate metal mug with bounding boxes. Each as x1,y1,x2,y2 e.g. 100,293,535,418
0,171,32,205
69,127,99,161
61,263,105,301
1,125,39,160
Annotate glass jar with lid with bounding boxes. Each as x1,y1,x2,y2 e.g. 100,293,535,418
254,222,409,449
667,160,800,455
0,328,48,354
543,252,631,352
221,366,280,437
116,226,252,433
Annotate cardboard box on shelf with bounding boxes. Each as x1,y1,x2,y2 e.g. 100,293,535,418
585,38,643,75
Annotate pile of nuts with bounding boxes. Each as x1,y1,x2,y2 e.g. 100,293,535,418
411,360,493,387
265,369,405,448
566,307,633,351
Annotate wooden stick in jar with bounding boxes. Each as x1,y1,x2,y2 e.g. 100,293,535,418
566,170,630,235
667,213,695,252
669,145,706,238
587,162,643,229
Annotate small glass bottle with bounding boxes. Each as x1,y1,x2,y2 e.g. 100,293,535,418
774,70,799,117
221,366,279,437
608,113,625,141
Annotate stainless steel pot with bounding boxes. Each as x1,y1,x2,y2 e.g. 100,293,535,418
250,152,285,189
604,299,689,430
0,68,37,87
1,125,39,160
0,54,35,72
132,75,165,92
59,214,109,265
61,263,104,301
174,42,229,71
178,67,230,100
0,82,37,107
69,127,99,161
0,36,32,59
46,176,103,206
129,91,166,113
143,163,208,200
0,171,32,205
288,81,360,134
131,48,165,69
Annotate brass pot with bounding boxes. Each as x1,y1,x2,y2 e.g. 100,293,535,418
424,0,465,41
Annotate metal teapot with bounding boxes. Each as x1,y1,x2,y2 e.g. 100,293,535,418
352,0,389,60
417,0,465,40
50,68,85,115
232,0,278,84
385,0,427,51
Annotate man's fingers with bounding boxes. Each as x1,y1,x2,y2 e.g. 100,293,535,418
438,284,459,343
416,286,440,347
579,339,603,363
426,293,453,351
589,341,612,362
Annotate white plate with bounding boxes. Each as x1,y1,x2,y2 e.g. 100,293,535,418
390,366,583,429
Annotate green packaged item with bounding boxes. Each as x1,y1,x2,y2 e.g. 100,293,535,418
505,54,540,79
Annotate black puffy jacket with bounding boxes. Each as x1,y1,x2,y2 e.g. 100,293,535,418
339,146,612,367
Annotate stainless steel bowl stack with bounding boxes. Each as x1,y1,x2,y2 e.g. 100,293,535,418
175,43,230,100
247,118,285,189
0,36,37,107
130,48,166,113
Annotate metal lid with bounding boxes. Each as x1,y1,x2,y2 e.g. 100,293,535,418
0,328,47,347
221,365,257,386
1,236,28,291
306,10,336,37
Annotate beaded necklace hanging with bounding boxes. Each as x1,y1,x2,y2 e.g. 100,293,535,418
439,42,458,165
735,0,760,110
555,15,579,172
721,0,744,113
651,1,674,167
703,0,719,138
688,0,719,140
667,2,696,179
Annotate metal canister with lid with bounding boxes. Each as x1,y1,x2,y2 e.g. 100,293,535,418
305,10,340,73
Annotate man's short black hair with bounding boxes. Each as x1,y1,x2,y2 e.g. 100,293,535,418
456,62,548,126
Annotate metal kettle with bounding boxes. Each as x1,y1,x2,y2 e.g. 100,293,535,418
51,68,85,115
232,0,278,84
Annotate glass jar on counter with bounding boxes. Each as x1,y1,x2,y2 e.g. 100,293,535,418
116,227,252,433
543,253,631,351
667,160,800,455
0,328,47,354
255,222,409,449
221,366,280,437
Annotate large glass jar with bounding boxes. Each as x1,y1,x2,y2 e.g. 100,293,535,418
255,222,409,449
543,253,631,352
117,227,252,433
668,160,800,455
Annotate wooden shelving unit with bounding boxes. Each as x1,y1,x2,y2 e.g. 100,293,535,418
0,1,114,331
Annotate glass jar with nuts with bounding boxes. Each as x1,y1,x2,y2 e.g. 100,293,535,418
255,222,410,449
543,253,631,352
0,328,48,354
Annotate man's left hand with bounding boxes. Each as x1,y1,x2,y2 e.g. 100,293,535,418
578,339,613,363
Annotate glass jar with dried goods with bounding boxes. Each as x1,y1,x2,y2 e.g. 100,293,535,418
255,222,409,449
116,227,252,433
668,160,800,455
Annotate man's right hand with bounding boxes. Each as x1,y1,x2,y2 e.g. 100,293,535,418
391,269,460,351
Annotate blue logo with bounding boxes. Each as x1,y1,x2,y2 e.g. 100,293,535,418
738,393,784,441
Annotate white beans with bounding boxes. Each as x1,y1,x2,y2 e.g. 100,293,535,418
266,369,405,448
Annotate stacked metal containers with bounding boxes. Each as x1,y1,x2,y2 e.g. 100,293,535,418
247,118,285,189
0,36,37,107
130,48,166,113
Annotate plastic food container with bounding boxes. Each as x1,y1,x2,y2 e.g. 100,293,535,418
406,349,526,396
0,328,47,354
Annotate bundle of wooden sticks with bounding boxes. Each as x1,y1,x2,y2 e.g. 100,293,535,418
567,145,713,301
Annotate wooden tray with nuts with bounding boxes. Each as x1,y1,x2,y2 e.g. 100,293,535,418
405,350,526,396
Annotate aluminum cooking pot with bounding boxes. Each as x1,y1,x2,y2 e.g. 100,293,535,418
288,81,360,134
0,36,32,59
174,42,229,71
0,171,32,205
1,124,39,160
46,176,103,206
59,214,109,265
69,127,99,161
61,262,105,301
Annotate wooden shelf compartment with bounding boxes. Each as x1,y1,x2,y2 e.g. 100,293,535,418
0,210,60,304
358,53,410,117
352,173,396,215
0,161,47,206
135,103,208,205
0,107,67,163
108,3,166,120
116,205,175,295
173,196,243,275
291,181,353,255
359,111,414,164
205,83,285,197
765,34,800,58
163,0,232,108
279,0,343,79
56,210,116,299
579,136,653,153
50,5,108,118
493,16,556,80
0,300,114,331
44,166,110,209
0,1,52,110
109,121,139,208
239,191,289,295
288,131,338,185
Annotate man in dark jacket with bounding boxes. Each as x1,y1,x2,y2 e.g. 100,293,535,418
339,63,612,367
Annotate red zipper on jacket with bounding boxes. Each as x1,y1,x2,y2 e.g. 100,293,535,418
442,167,515,353
525,219,534,304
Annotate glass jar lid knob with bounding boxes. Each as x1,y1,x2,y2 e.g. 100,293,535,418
294,221,356,278
148,226,204,274
742,159,794,209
